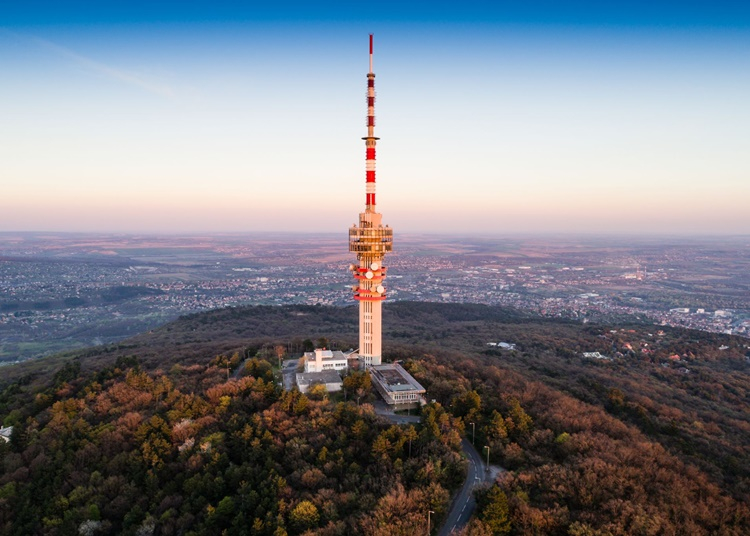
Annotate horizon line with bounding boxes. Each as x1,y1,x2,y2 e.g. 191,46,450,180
1,230,749,239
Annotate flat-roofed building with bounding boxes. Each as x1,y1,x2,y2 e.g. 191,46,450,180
304,348,348,373
370,363,426,407
296,370,344,394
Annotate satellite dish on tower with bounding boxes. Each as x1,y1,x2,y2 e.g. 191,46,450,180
365,271,374,279
376,285,385,293
370,262,379,270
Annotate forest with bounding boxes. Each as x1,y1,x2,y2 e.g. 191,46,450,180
1,302,748,535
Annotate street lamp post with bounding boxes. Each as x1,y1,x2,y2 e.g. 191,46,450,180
427,510,435,535
469,422,475,445
484,445,490,472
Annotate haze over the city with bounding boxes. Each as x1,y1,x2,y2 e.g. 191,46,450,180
2,1,749,235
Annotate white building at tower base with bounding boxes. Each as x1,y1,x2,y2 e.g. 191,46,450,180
303,348,349,373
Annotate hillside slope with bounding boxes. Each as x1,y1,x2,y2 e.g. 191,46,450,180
1,302,748,534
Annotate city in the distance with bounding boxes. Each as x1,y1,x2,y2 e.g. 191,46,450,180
1,232,748,365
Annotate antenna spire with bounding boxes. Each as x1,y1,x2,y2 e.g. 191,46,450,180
364,34,378,210
369,33,373,73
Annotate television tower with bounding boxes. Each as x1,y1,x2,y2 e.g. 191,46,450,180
349,34,393,368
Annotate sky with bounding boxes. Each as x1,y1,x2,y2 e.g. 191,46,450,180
1,1,749,235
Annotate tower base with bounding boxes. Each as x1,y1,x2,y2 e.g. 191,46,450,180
359,354,382,368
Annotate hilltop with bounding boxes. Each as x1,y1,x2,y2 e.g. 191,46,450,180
1,302,749,534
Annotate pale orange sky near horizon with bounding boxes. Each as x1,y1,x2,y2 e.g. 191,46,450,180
2,24,748,235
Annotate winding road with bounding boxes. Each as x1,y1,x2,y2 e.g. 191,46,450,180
438,438,492,536
273,369,492,534
377,411,499,534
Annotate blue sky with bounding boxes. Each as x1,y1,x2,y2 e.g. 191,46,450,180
4,1,750,27
2,2,749,234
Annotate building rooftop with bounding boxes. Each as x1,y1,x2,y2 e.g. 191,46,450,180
370,363,425,393
296,370,343,385
305,349,347,361
0,426,13,443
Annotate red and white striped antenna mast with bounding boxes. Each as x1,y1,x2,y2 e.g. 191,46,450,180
364,33,379,212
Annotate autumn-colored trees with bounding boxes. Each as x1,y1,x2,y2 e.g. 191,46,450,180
476,485,511,535
1,302,748,535
243,357,275,382
342,371,372,404
290,500,319,532
0,352,466,535
360,483,441,535
408,350,750,535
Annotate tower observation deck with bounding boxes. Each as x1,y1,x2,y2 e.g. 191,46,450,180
349,34,393,368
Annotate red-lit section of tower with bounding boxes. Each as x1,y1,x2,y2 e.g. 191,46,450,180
349,34,393,368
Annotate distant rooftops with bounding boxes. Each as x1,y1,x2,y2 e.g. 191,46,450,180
582,352,612,360
486,342,516,350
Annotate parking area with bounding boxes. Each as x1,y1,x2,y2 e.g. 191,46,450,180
282,358,299,390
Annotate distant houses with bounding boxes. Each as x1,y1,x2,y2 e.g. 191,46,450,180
582,352,612,361
486,342,517,350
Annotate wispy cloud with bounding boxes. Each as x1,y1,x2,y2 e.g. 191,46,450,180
20,32,175,98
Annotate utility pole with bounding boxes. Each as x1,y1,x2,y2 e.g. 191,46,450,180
484,445,490,472
470,421,475,445
427,510,435,535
